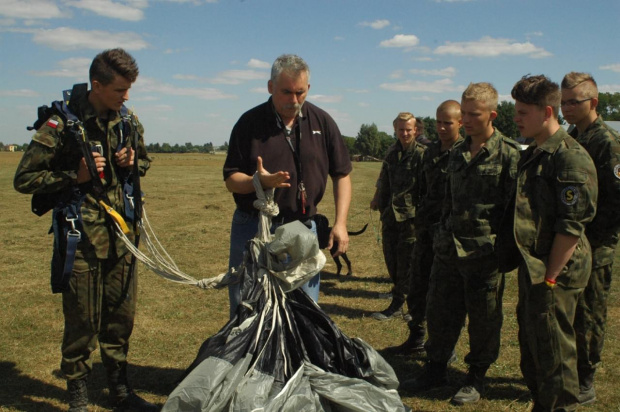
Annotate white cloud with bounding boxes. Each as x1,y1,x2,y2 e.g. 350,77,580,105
32,27,149,50
250,87,267,94
247,58,270,69
434,36,551,58
409,67,457,77
31,57,91,78
211,69,268,85
599,84,620,93
360,19,390,29
63,0,145,21
0,89,40,97
0,0,63,19
135,77,236,100
380,78,461,93
389,70,404,79
310,94,342,104
600,64,620,73
380,34,420,48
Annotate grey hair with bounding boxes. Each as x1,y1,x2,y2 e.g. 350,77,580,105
270,54,311,83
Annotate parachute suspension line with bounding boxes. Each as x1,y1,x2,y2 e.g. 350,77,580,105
111,171,280,289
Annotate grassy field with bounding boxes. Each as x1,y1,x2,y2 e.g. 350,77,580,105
1,151,619,412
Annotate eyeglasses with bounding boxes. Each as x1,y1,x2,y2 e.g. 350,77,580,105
560,98,592,108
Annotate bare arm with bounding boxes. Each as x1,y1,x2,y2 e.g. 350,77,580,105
545,233,579,282
328,174,352,256
225,156,291,194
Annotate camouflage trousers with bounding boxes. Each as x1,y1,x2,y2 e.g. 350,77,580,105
425,250,504,368
518,267,582,412
406,228,433,331
61,249,137,380
574,263,613,380
381,218,416,302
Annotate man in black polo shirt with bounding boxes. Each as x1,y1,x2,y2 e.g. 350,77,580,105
223,54,352,319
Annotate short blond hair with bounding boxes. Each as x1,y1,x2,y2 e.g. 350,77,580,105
393,112,416,129
561,72,598,98
462,82,498,111
436,100,462,119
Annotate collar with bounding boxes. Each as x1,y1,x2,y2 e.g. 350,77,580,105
535,127,569,154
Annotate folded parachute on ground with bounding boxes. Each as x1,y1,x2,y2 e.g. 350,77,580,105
162,175,409,412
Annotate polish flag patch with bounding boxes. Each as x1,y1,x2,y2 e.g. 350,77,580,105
46,119,59,129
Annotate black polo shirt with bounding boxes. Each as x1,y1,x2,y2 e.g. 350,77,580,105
223,97,352,221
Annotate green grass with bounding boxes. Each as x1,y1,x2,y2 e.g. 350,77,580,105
1,151,619,412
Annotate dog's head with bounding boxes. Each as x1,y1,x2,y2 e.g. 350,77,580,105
313,214,331,249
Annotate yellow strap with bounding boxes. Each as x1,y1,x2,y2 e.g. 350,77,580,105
98,200,131,234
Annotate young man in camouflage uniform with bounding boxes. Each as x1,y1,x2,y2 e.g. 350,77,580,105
561,72,620,405
505,74,598,412
370,112,426,320
14,49,157,412
389,100,463,354
401,83,520,405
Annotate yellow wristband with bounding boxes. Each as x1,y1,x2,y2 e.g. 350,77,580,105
545,278,557,288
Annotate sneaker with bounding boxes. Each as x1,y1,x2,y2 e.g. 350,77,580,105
578,385,596,405
67,378,89,412
371,305,405,320
403,313,412,322
451,384,482,405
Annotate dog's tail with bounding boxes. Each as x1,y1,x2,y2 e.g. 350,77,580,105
348,223,368,237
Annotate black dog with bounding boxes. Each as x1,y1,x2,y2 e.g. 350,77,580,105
313,214,368,276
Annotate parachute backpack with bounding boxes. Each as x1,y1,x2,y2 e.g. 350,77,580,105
28,84,137,292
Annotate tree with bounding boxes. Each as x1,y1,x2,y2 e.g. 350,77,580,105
354,123,394,158
494,101,519,139
597,92,620,121
342,136,357,155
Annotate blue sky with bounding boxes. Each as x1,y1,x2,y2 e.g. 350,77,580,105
1,0,619,146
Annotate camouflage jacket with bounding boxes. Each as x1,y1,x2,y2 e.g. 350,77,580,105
436,129,520,259
377,140,426,224
570,115,620,267
14,90,150,259
414,137,464,233
513,128,597,286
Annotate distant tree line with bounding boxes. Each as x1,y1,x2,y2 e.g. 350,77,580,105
3,93,620,154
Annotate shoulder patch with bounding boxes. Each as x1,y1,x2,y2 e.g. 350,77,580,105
614,164,620,180
561,186,579,206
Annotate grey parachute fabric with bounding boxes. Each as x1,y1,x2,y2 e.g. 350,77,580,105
162,174,409,412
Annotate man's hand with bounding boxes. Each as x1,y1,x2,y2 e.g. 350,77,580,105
257,156,291,189
76,151,106,183
115,147,135,168
328,222,349,257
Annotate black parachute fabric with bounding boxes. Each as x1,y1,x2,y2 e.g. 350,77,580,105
163,176,408,412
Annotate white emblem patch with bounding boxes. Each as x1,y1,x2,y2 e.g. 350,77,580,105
561,186,579,206
614,164,620,180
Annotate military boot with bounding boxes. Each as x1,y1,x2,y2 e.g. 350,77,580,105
108,365,159,412
371,298,405,321
387,324,425,355
578,369,597,405
67,378,89,412
451,365,487,405
399,361,448,393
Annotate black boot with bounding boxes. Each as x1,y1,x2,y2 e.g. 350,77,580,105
387,325,425,355
578,368,596,405
108,364,159,412
451,365,487,405
67,378,89,412
399,361,448,393
371,298,405,321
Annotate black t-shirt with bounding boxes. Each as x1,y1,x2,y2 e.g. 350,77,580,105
223,98,352,221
